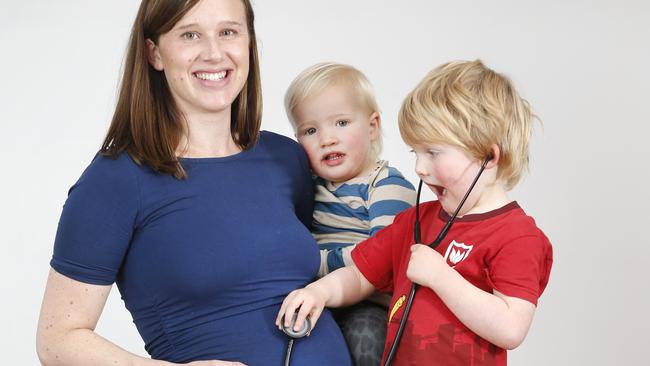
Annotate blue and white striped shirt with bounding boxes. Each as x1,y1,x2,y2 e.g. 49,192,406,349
312,160,416,277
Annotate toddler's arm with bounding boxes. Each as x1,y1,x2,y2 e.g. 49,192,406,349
407,244,536,350
275,265,375,333
317,169,415,277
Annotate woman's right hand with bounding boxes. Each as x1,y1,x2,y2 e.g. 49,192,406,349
183,361,246,366
275,283,329,335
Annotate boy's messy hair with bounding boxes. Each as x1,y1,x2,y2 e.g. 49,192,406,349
285,62,383,159
399,60,535,190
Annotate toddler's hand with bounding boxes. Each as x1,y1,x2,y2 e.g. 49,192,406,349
406,244,446,288
275,284,328,335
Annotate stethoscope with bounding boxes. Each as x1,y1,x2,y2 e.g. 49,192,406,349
383,154,492,366
281,310,311,366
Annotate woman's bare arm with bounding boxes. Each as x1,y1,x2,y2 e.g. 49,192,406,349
36,269,172,366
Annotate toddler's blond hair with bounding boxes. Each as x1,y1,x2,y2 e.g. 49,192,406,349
285,62,383,159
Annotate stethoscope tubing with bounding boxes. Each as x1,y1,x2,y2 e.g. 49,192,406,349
282,312,311,366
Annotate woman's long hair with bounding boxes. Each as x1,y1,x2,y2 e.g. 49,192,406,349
101,0,262,179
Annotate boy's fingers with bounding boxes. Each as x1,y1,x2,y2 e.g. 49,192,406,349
276,290,299,327
294,298,313,331
275,293,292,326
285,295,304,328
275,305,285,326
308,307,324,334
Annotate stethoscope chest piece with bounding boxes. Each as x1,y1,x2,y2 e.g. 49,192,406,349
282,311,311,338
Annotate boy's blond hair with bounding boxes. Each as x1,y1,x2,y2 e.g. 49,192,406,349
285,62,383,159
399,60,535,190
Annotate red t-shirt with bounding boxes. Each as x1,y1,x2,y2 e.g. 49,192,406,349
351,201,553,366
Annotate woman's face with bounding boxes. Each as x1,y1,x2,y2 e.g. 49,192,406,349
147,0,249,118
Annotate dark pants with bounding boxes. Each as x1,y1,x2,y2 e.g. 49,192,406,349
333,301,388,366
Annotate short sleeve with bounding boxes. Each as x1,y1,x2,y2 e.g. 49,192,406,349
352,210,413,293
486,234,553,305
50,154,140,285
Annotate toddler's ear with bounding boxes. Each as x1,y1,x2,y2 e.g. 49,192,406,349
369,112,381,140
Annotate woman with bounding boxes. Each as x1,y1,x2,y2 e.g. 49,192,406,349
35,0,352,365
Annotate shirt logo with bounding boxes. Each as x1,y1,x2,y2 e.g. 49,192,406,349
389,295,406,323
443,240,473,267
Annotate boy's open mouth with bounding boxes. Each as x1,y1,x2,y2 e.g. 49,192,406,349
430,184,446,197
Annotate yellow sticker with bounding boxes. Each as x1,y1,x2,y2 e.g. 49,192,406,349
388,295,406,323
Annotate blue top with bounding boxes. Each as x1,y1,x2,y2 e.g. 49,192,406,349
50,131,351,365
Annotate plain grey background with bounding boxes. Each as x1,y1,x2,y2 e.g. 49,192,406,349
2,0,649,364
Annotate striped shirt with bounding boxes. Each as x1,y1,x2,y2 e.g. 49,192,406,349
313,160,416,277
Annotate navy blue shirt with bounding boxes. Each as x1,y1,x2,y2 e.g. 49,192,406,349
51,131,351,365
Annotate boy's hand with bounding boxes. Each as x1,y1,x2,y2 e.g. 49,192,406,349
275,283,329,335
406,244,447,288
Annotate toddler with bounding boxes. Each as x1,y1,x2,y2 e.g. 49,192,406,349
284,62,417,366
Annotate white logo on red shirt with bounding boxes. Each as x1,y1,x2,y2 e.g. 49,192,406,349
443,240,473,267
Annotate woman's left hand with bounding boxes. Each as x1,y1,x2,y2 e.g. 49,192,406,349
183,361,247,366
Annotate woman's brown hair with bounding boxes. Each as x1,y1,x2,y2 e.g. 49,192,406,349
101,0,262,179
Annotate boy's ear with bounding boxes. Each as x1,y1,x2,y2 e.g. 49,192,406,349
146,39,164,71
486,144,500,169
368,112,381,140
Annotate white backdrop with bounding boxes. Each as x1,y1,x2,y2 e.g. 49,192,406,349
2,1,649,365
